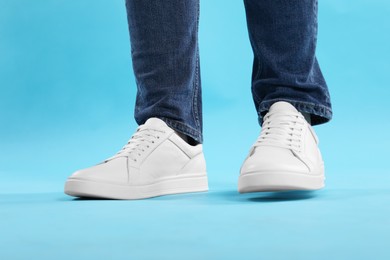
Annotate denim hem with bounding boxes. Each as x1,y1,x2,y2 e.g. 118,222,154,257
158,116,203,144
258,99,333,126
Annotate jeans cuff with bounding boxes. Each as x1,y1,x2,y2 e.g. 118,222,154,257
258,99,333,126
158,116,203,144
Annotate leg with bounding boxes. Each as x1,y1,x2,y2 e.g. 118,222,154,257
243,0,332,125
239,0,332,192
125,0,203,143
64,0,208,199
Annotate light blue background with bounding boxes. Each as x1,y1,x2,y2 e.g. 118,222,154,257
1,0,389,259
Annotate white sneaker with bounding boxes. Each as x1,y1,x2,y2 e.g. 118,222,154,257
238,101,325,193
64,118,208,199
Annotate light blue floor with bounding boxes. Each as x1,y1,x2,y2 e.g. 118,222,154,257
1,0,390,259
1,172,390,259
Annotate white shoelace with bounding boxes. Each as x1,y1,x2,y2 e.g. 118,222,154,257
105,125,165,163
254,111,305,152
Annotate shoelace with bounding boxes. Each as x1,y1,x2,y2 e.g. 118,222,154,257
105,125,165,163
254,111,305,152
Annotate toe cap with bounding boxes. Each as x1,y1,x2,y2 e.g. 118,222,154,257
240,146,310,175
69,157,129,184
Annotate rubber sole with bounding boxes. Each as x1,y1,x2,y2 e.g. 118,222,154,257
238,171,324,193
64,174,208,200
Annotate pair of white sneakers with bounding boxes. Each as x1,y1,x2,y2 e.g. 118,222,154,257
64,101,325,199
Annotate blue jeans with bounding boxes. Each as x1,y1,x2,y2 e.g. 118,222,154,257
125,0,332,143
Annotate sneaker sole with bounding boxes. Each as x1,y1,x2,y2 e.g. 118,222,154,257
238,171,324,193
64,174,208,200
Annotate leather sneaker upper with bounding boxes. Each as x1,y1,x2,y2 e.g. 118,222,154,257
240,101,324,176
69,118,207,185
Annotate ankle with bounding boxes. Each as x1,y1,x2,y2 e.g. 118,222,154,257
302,112,311,125
175,131,199,146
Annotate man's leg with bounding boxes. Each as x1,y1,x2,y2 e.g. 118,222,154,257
125,0,203,144
243,0,332,124
239,0,332,192
64,0,208,199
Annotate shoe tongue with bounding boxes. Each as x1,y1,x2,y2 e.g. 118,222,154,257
144,117,169,128
268,101,298,113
